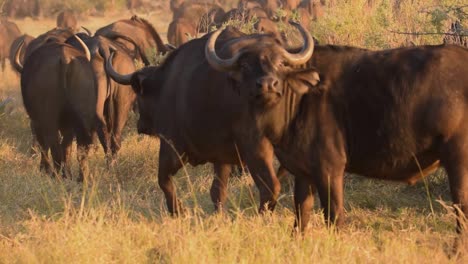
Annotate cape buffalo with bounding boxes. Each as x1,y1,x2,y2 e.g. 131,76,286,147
106,23,319,214
95,16,169,66
56,10,78,32
16,36,96,181
0,19,21,72
203,26,468,239
66,34,137,165
23,29,78,67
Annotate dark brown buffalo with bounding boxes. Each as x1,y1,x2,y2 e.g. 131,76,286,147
56,10,78,32
106,23,318,214
65,34,137,164
9,34,34,72
202,28,468,240
3,0,40,18
0,19,21,72
24,29,75,60
95,16,169,66
17,36,96,181
10,28,77,74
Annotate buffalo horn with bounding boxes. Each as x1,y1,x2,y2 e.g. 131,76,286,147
280,21,314,66
73,34,91,61
81,26,92,36
105,51,133,85
205,29,244,72
13,39,25,73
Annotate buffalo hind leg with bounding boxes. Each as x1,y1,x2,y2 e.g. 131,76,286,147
294,177,316,233
211,163,232,212
75,124,93,182
95,114,111,166
158,141,185,216
109,97,134,164
48,130,64,178
34,128,52,174
60,126,74,179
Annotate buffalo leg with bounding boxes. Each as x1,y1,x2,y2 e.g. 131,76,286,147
158,141,185,215
95,113,111,162
34,129,52,174
277,165,289,179
48,130,64,178
75,127,93,182
110,96,134,160
294,177,316,233
211,163,232,212
242,137,281,212
60,126,74,179
315,168,345,228
441,135,468,236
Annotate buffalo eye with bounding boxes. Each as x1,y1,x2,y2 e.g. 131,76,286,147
240,61,251,72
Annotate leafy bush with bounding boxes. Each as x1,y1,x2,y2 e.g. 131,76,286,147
311,0,467,49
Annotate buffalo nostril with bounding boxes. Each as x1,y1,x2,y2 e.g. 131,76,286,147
271,79,279,89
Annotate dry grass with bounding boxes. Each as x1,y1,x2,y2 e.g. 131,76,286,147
0,1,467,263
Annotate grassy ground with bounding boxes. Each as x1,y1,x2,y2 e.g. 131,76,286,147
0,0,467,263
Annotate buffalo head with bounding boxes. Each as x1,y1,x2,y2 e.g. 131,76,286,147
205,21,320,107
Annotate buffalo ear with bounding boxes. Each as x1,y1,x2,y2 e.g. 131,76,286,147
131,73,146,95
287,68,321,95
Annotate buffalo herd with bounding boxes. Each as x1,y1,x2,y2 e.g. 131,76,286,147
0,0,467,245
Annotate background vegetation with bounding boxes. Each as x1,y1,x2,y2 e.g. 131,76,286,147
0,0,467,262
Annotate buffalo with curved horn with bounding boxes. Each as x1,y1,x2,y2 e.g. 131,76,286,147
106,22,319,215
20,35,97,181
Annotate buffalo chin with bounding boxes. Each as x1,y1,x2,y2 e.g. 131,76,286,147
251,93,282,108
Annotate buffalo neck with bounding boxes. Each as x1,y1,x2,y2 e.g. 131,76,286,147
275,45,370,161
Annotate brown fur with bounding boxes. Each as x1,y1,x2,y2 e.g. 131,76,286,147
67,35,137,164
106,28,319,215
20,42,97,181
95,16,168,66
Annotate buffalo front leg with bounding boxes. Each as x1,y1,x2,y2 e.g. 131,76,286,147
109,95,135,162
211,163,232,212
158,141,185,216
315,167,345,228
242,137,281,213
294,177,317,233
441,134,468,252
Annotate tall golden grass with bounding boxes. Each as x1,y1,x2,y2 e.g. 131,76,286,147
0,0,467,262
